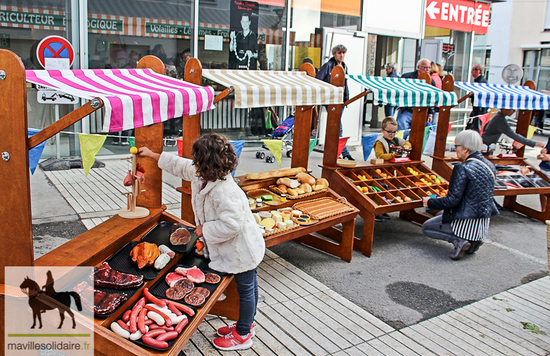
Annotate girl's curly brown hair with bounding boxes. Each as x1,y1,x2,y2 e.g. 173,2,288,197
191,133,237,182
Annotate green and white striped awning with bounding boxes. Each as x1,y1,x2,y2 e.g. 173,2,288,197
203,69,343,108
348,75,458,107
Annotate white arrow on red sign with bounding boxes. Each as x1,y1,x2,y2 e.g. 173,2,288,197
426,1,440,19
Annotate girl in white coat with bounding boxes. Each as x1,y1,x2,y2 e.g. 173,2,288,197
139,133,265,351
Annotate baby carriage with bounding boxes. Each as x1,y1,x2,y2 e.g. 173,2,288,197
256,115,294,163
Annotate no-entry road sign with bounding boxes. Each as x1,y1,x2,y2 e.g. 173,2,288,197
36,35,74,68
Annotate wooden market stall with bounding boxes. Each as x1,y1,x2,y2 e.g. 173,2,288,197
431,80,550,222
320,70,458,257
0,49,247,355
178,61,359,263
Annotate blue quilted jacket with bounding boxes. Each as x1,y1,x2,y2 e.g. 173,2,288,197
427,151,499,223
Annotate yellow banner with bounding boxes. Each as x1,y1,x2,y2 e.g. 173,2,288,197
262,139,283,166
78,133,107,177
527,125,537,140
395,130,405,139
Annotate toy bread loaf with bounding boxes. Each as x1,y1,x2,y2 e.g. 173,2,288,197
296,172,315,185
287,188,299,196
312,178,329,191
276,178,300,188
299,183,313,193
245,167,306,180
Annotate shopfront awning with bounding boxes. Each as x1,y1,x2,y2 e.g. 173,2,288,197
347,75,458,107
202,69,343,108
25,68,215,132
454,81,550,110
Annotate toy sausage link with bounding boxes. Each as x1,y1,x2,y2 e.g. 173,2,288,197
129,304,142,333
149,324,175,331
174,316,189,334
122,309,132,323
142,329,168,349
167,302,182,316
144,288,166,307
137,308,148,334
147,311,165,326
110,322,130,339
156,330,179,342
116,320,130,332
166,300,195,316
144,319,153,326
144,304,172,327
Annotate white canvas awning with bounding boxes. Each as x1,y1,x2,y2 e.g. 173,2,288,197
202,69,343,108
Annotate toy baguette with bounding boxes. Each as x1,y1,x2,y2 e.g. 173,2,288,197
245,167,306,180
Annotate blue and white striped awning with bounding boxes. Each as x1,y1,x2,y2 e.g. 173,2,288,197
455,81,550,110
347,75,458,107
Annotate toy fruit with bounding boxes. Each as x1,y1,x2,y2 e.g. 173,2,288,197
404,197,412,202
130,147,138,154
440,192,447,197
362,187,369,193
375,169,382,174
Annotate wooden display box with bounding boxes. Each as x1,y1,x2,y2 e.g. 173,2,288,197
433,156,550,222
323,161,448,257
237,175,359,262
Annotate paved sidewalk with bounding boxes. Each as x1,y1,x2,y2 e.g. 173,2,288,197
34,151,550,355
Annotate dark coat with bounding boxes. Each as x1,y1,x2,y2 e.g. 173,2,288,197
316,57,349,101
427,151,499,223
400,70,435,116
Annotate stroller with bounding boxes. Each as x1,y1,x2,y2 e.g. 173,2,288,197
256,115,294,163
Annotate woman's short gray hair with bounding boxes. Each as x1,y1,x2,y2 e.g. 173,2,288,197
456,130,482,152
332,45,347,55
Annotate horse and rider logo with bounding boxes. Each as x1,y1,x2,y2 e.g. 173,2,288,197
19,270,83,329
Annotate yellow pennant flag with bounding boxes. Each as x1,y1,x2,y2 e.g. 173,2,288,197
262,139,283,166
527,125,537,140
395,130,405,139
78,133,107,176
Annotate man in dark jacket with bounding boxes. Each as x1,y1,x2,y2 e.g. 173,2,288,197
465,64,490,131
384,63,399,117
422,130,499,260
482,109,545,149
396,58,435,139
316,44,353,160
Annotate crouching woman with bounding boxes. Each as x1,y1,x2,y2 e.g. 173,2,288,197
422,130,499,260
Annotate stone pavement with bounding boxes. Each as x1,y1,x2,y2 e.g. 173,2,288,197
30,138,550,355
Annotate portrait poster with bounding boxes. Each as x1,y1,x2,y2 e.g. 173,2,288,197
229,1,259,70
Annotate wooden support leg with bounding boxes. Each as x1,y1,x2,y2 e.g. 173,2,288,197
208,277,240,321
399,209,430,225
503,194,550,223
354,212,375,257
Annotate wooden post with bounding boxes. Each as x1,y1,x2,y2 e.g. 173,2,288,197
291,63,317,169
135,55,165,209
180,58,203,224
408,73,431,161
322,65,346,170
515,80,536,158
433,74,454,158
0,50,34,284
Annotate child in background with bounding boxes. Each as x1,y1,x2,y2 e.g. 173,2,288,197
138,133,265,351
374,116,412,161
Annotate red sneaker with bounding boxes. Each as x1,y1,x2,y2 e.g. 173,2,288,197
213,329,253,351
217,322,256,337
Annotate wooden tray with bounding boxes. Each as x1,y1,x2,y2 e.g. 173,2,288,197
292,197,355,220
247,188,284,206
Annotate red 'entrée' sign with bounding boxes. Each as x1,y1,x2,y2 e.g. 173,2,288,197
425,0,491,34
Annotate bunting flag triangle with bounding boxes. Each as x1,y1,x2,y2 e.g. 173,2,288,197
262,139,283,166
308,139,318,155
395,130,405,139
229,140,245,177
421,126,431,153
337,137,349,158
28,128,47,175
527,125,537,140
361,134,378,161
78,133,107,176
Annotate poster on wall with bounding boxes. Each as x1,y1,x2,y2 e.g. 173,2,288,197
229,1,259,70
442,43,455,74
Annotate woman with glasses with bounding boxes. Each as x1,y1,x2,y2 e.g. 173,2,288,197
422,130,499,260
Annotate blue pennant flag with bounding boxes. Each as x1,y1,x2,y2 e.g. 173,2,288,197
362,134,378,161
28,128,47,174
230,140,245,177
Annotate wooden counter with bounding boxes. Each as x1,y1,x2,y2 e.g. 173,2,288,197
322,161,448,257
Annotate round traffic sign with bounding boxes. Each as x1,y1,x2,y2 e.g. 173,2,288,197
36,35,74,69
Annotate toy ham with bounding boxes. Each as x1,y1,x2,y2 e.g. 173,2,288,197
174,266,205,284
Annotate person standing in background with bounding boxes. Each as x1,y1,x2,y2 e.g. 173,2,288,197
466,64,490,132
316,44,354,160
396,58,435,139
384,63,399,117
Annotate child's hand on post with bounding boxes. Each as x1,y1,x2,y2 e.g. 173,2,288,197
195,225,203,237
138,147,160,161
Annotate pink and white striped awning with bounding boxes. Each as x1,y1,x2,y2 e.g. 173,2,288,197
25,68,215,132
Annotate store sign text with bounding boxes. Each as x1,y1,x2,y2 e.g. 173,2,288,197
146,22,229,39
87,18,123,31
425,0,490,34
0,10,65,27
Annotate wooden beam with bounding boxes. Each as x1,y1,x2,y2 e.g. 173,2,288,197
136,55,165,209
408,73,431,161
28,99,103,149
322,65,346,170
457,92,473,104
291,105,313,169
344,90,370,107
433,74,455,158
180,58,203,224
0,49,34,284
515,80,536,158
213,87,234,104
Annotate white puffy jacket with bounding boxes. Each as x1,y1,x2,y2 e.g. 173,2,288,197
158,152,265,274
